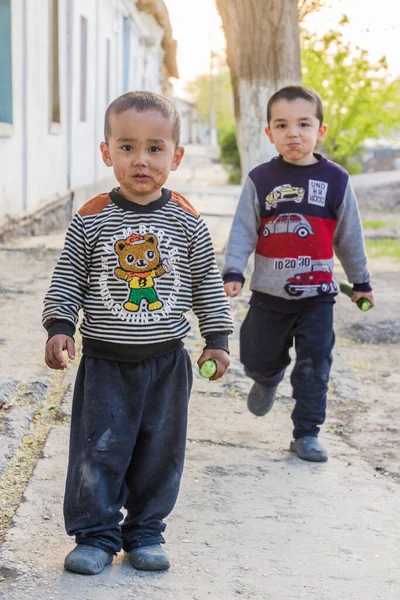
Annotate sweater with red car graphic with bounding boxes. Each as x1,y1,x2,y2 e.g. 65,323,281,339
223,154,371,312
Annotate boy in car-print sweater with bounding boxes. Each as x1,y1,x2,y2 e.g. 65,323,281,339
223,85,374,463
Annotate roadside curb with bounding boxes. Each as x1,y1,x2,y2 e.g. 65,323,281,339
0,365,76,543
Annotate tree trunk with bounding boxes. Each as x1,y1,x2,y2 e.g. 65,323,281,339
216,0,302,176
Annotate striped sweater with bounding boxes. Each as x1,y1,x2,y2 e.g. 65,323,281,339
43,188,233,362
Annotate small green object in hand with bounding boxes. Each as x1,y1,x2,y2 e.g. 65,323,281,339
357,298,372,311
339,282,372,311
199,360,217,379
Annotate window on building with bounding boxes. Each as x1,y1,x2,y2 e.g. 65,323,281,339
49,0,60,128
105,38,111,106
0,0,13,127
80,16,88,122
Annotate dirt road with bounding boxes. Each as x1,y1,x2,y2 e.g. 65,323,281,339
0,146,399,599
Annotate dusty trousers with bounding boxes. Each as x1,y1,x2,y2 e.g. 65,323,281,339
240,301,334,439
63,348,192,554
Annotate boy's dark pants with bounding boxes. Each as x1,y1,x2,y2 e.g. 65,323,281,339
240,302,334,439
64,348,192,555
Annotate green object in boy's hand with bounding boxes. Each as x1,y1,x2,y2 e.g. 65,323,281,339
339,282,372,311
199,360,217,379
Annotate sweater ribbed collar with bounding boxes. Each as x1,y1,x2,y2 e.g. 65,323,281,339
275,153,328,172
109,187,172,213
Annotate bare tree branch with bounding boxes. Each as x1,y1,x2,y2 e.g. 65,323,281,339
298,0,324,23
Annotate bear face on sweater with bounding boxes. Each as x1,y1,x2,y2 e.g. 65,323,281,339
114,233,162,277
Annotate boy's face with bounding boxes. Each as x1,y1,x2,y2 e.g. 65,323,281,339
265,98,327,166
100,109,184,204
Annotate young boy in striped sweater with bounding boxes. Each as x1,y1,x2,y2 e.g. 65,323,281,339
43,92,232,575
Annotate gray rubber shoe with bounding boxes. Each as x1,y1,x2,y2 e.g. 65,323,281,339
64,545,113,575
290,436,328,462
128,544,170,571
247,383,278,416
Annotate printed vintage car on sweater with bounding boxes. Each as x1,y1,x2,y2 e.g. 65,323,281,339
284,263,338,297
266,184,305,209
262,213,314,238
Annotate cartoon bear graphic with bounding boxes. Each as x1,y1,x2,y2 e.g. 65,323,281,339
114,233,171,312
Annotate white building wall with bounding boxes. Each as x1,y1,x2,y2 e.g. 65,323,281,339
0,0,24,217
0,0,170,224
174,97,197,145
94,0,120,182
25,0,69,213
70,0,97,190
130,18,143,92
134,11,164,93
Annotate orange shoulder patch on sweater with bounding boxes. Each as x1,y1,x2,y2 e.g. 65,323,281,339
171,191,198,217
78,193,111,217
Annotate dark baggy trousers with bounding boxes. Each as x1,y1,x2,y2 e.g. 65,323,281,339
240,302,335,440
63,348,192,554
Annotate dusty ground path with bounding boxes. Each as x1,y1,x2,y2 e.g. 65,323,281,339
0,146,399,599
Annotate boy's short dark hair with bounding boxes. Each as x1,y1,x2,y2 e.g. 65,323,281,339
104,91,181,146
267,85,324,126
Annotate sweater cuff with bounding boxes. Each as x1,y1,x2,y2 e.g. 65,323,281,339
204,332,230,354
223,272,245,285
45,320,76,341
352,282,372,292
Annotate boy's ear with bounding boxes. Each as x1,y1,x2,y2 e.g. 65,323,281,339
100,142,113,167
318,124,327,142
265,127,274,144
170,145,185,171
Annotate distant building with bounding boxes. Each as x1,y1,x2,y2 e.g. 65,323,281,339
173,97,198,145
0,0,178,237
362,136,400,173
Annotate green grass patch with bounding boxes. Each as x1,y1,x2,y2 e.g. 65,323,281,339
366,238,400,259
363,220,389,229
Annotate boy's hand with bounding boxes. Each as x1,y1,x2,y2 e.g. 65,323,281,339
45,335,75,370
352,291,375,308
197,349,230,381
224,281,243,298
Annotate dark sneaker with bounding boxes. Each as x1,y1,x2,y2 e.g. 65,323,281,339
247,383,278,416
128,544,170,571
64,545,113,575
290,436,328,462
